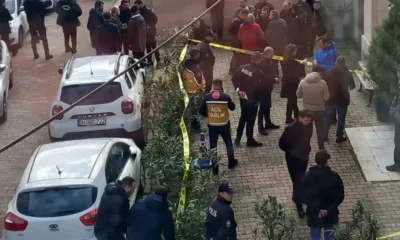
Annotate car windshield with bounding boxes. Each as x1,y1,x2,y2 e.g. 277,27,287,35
16,186,97,217
5,0,15,14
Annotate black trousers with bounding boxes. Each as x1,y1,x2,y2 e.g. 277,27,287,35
62,24,77,52
394,123,400,166
121,32,129,55
272,60,282,78
146,39,160,63
210,15,223,39
29,19,50,55
202,68,213,93
209,124,235,164
286,154,308,208
0,33,16,54
286,95,299,120
236,101,258,142
132,51,145,59
258,93,272,128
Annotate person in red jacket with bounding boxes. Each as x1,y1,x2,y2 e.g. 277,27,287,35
238,13,264,64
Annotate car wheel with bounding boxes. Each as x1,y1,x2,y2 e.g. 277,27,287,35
17,28,24,48
0,93,7,123
137,164,146,200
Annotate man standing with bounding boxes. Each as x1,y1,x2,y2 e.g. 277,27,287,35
387,66,400,172
228,8,249,74
191,18,210,41
258,47,279,135
235,0,255,16
302,150,345,240
279,109,313,217
324,56,355,143
0,0,17,55
96,12,121,55
128,186,175,240
119,0,131,54
94,176,136,240
266,10,287,77
198,29,216,93
136,0,160,65
298,0,315,57
238,13,264,52
199,79,238,169
23,0,53,60
110,6,126,52
314,37,338,75
280,0,295,25
206,181,237,240
87,0,104,55
254,0,274,17
128,6,146,59
206,0,224,40
313,0,332,39
56,0,82,54
255,6,270,33
232,52,264,147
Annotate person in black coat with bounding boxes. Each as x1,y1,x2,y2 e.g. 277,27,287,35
280,0,295,25
266,10,287,77
255,6,270,32
87,0,104,55
119,0,131,54
128,186,175,240
0,0,17,55
254,0,274,17
191,18,210,41
302,150,344,239
94,176,136,240
228,8,249,74
279,109,313,218
206,0,224,39
23,0,53,59
288,5,308,60
281,44,302,124
96,12,121,55
298,0,315,57
56,0,82,54
198,29,216,93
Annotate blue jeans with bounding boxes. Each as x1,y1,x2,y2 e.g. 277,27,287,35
209,124,235,164
310,227,334,240
325,105,348,139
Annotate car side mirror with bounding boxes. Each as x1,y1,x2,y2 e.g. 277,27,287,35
0,64,7,73
129,146,137,160
58,67,63,75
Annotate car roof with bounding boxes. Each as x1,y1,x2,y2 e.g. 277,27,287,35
27,139,112,183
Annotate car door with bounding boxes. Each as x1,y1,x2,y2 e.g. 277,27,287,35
0,41,11,95
125,58,142,113
17,0,28,35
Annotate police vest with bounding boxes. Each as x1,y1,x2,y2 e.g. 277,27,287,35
206,91,230,126
184,69,206,93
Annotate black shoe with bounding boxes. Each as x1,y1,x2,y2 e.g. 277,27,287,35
324,137,328,142
45,54,53,60
234,138,240,146
336,137,347,143
33,53,39,59
386,164,400,172
258,127,268,135
65,48,72,53
297,208,305,218
332,119,338,124
247,139,263,147
285,118,294,124
265,123,280,129
228,159,239,169
71,50,77,54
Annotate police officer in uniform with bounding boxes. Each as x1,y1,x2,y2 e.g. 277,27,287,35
199,79,238,169
232,52,263,147
206,181,237,240
198,29,216,93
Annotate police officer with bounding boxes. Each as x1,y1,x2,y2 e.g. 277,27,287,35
199,79,238,169
232,52,263,147
198,29,216,93
206,181,237,240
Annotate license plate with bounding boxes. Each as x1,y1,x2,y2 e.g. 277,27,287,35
77,118,106,127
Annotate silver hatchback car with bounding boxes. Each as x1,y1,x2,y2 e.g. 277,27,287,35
0,40,13,123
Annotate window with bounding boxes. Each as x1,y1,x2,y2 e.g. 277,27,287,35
5,0,15,14
60,82,123,106
105,143,130,183
17,0,21,10
17,186,97,217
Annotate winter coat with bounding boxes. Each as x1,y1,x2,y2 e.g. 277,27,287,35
127,13,146,52
139,6,158,41
390,83,400,124
296,72,330,111
280,59,302,98
191,19,211,41
259,58,275,93
266,18,287,55
206,0,224,22
56,0,82,27
313,6,333,38
228,17,243,47
87,8,103,31
198,39,215,70
314,41,338,72
96,21,121,54
254,1,275,17
110,15,123,29
325,65,355,106
0,6,13,35
23,0,46,21
280,9,295,25
238,22,264,51
255,16,269,32
302,165,345,228
94,181,129,239
234,5,255,17
288,15,308,57
119,7,131,24
279,119,313,161
127,194,175,240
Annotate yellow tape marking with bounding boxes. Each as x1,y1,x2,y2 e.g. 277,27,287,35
378,231,400,239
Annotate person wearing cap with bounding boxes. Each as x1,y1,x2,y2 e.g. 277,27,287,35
232,52,264,147
128,6,146,59
302,150,344,240
279,109,313,217
206,0,225,39
127,186,175,240
198,29,216,93
387,66,400,172
199,79,238,169
206,181,237,240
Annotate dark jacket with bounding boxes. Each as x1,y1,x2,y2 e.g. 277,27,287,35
238,22,264,51
325,65,355,106
23,0,46,21
254,1,275,17
232,63,263,106
298,1,314,27
139,6,158,41
96,21,121,54
128,194,175,240
205,197,237,240
206,0,224,22
280,59,302,98
0,6,13,35
56,0,82,27
314,7,332,37
94,181,129,239
266,18,287,55
87,8,103,31
192,19,211,41
302,165,345,228
128,13,146,52
119,7,131,24
259,58,275,93
199,90,236,126
255,16,269,32
198,39,215,70
288,15,308,58
280,9,295,25
228,17,243,47
183,58,203,85
110,15,123,29
279,119,313,161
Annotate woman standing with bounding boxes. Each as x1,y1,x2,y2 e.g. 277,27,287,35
281,44,302,124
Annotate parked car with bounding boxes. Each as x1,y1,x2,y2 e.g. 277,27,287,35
5,0,29,48
0,40,12,123
48,53,147,147
2,138,145,240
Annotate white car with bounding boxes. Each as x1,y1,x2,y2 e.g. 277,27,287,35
2,138,145,240
5,0,29,48
48,53,147,147
0,40,12,123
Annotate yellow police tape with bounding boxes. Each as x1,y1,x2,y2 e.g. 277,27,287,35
177,44,191,210
378,231,400,239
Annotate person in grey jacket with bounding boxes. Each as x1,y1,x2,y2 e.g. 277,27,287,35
387,66,400,172
266,10,287,77
128,6,146,59
297,70,330,150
